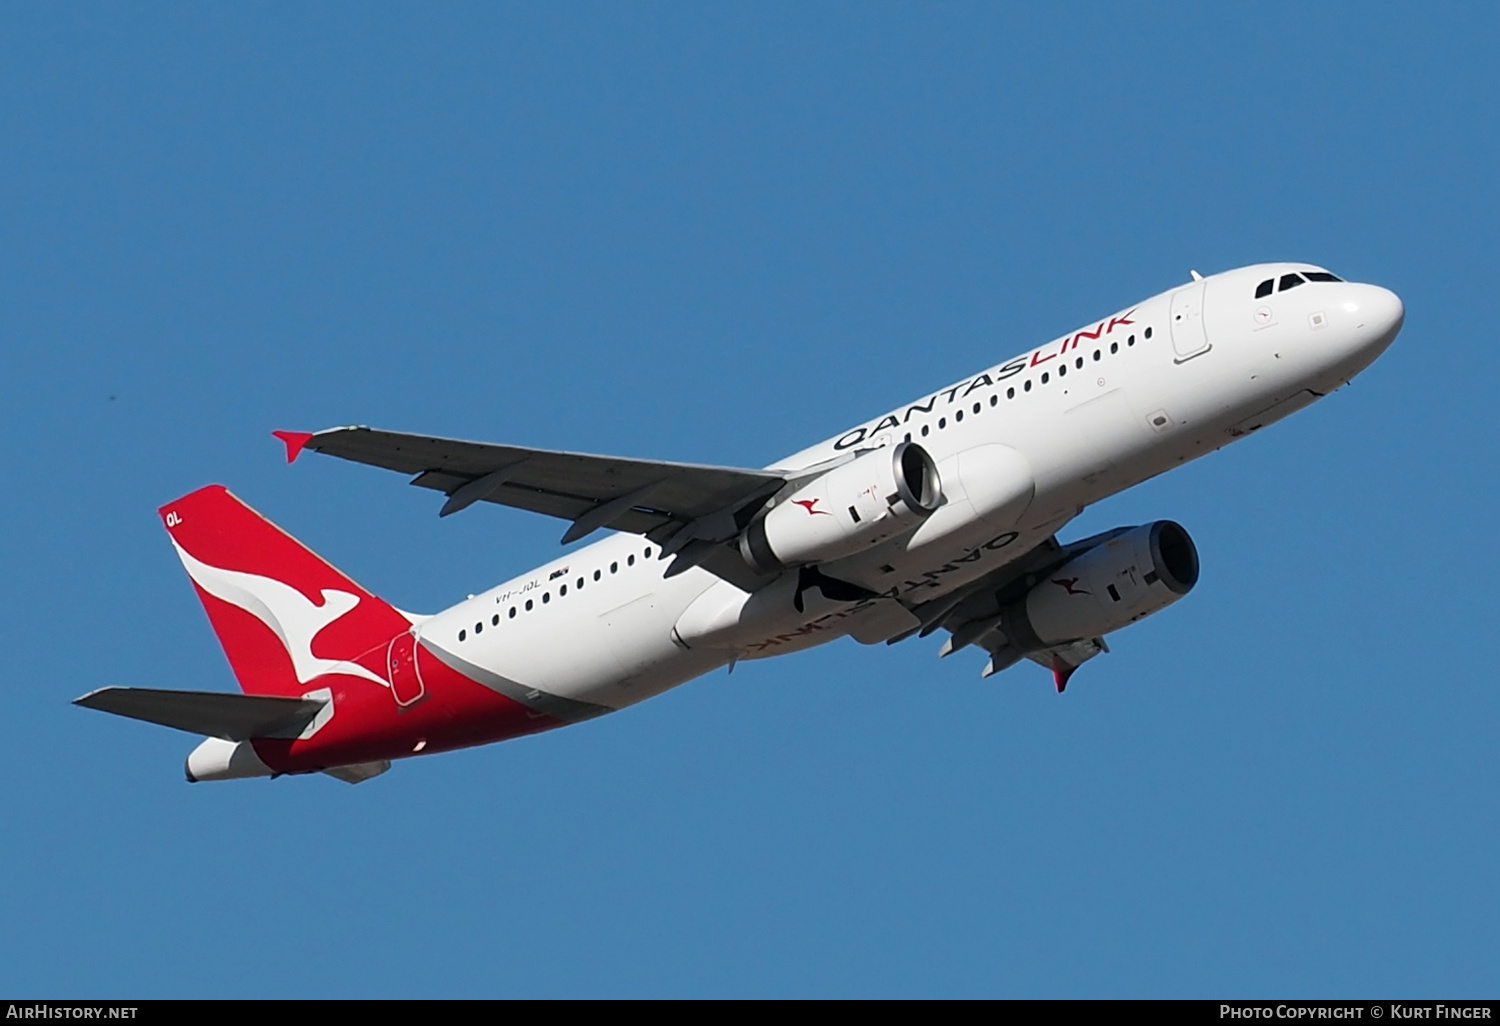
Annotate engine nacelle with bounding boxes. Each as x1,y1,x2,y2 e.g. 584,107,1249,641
741,442,941,573
1002,521,1199,648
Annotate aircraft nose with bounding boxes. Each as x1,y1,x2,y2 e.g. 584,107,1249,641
1342,283,1405,353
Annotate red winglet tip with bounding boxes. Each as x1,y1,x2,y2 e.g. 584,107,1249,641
272,430,315,464
1051,657,1077,694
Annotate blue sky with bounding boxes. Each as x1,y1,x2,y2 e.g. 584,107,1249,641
2,3,1496,997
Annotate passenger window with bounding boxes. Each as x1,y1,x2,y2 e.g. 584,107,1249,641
1093,349,1100,361
509,607,517,619
1007,387,1015,398
459,629,466,641
491,614,499,626
1041,372,1049,384
1110,342,1118,353
1255,279,1274,299
973,402,981,414
644,548,652,558
542,592,550,604
628,555,635,566
954,410,963,422
1075,357,1083,369
1024,380,1032,392
594,569,601,581
1144,327,1152,339
1058,364,1066,377
989,395,997,407
1279,274,1305,291
475,622,482,634
525,599,534,611
921,425,930,437
610,562,618,573
559,584,567,597
1304,271,1342,282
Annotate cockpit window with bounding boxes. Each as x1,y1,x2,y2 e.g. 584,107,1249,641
1304,271,1343,282
1255,279,1274,299
1279,273,1305,291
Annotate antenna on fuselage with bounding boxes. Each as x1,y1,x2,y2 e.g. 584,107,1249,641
1190,269,1203,281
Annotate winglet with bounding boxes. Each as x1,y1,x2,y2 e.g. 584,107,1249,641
1051,655,1078,693
272,430,315,464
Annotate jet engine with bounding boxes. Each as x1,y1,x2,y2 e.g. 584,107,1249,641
1001,521,1199,649
740,442,941,573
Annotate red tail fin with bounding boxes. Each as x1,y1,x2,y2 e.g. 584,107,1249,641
160,485,410,697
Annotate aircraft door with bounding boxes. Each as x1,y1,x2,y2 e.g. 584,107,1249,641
386,629,428,709
1169,281,1211,362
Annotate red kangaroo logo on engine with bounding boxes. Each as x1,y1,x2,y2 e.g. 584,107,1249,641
1053,577,1090,596
792,498,833,517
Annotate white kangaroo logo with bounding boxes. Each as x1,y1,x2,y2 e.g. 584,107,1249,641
171,541,388,688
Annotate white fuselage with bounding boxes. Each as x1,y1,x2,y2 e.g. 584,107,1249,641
417,264,1403,712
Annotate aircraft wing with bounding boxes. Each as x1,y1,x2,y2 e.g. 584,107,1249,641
899,530,1123,691
287,427,788,579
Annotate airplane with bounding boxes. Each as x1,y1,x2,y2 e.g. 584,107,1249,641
75,263,1404,784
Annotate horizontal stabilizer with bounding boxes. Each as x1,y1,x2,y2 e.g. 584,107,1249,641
74,687,325,741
